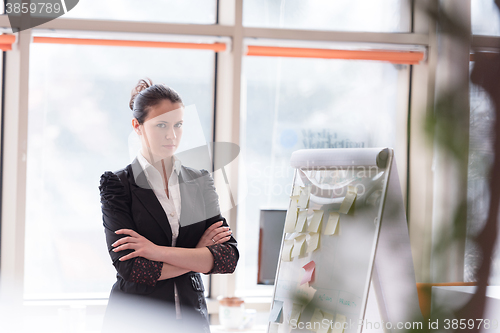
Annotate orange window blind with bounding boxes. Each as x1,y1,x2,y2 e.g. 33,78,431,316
32,36,227,51
0,34,16,51
246,45,425,64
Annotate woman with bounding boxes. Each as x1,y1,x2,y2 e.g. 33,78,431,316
99,78,239,333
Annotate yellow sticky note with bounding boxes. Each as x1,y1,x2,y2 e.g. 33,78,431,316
289,303,302,324
307,210,324,233
331,313,347,333
310,308,324,331
297,186,311,209
324,212,340,235
291,234,307,258
292,185,302,197
284,199,299,233
282,239,294,261
339,186,357,214
307,232,320,253
318,310,334,333
295,210,308,233
310,308,334,333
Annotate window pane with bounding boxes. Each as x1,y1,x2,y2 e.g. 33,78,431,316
465,62,500,284
63,0,216,24
472,0,500,36
26,38,214,297
237,56,408,294
243,0,411,32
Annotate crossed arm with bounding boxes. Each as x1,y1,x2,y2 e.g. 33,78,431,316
100,170,237,286
113,221,232,278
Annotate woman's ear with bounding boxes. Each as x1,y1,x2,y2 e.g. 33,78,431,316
132,118,142,135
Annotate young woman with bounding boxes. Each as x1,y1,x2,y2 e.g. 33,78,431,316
99,78,239,333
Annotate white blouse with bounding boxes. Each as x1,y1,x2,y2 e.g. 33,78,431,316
136,149,183,319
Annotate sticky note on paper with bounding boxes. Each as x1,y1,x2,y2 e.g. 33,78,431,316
318,311,334,333
339,186,357,214
284,198,299,233
300,261,315,285
297,186,311,209
292,185,302,196
269,300,284,323
296,284,317,305
289,303,302,324
310,308,334,333
307,210,324,233
307,232,320,253
324,212,340,235
310,308,324,331
331,313,347,333
268,323,279,333
295,210,308,232
291,234,307,258
282,239,294,262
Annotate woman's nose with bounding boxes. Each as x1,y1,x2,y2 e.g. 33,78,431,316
165,127,176,139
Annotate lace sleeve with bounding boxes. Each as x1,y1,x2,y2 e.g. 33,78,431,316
205,243,238,274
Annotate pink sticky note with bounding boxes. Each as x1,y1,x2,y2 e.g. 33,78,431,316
300,261,316,285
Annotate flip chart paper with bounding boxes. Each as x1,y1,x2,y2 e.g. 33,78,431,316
284,198,299,233
282,239,294,261
331,313,347,333
300,260,315,285
306,232,320,253
289,303,302,323
291,234,307,258
307,210,323,233
339,185,357,214
324,212,340,235
297,186,311,209
295,210,308,233
269,300,284,323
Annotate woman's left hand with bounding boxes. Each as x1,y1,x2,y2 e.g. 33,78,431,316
112,229,163,262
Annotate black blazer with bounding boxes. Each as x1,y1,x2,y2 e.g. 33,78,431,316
99,157,238,333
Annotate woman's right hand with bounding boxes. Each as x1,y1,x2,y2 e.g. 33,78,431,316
196,221,232,248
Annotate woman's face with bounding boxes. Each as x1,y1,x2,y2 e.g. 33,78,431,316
137,99,184,162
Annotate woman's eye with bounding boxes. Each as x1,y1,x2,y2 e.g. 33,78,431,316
156,123,166,128
175,123,183,128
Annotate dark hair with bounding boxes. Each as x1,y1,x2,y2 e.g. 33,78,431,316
129,77,183,124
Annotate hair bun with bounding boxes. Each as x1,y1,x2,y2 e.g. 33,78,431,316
129,78,153,110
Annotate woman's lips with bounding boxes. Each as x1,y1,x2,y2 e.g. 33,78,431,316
162,145,176,148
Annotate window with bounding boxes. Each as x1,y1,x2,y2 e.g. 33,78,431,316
465,61,500,284
472,0,500,36
237,55,409,294
466,0,500,285
243,0,411,32
63,0,217,24
25,36,215,297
